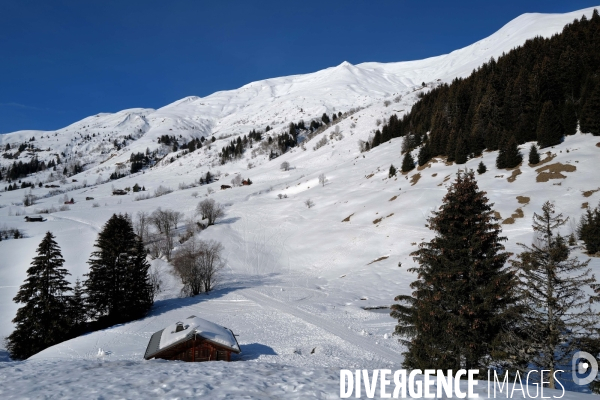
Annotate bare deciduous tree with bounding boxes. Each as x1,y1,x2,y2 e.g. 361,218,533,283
280,161,290,171
172,238,225,296
196,199,225,226
134,211,150,243
150,208,183,260
231,174,242,187
318,173,327,187
148,264,164,300
305,199,314,208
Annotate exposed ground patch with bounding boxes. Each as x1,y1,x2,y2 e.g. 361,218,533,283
410,173,421,186
535,162,576,183
437,175,451,186
583,188,600,198
493,211,502,220
417,158,437,171
367,255,389,265
583,202,589,209
503,208,524,224
342,213,354,222
507,168,522,183
516,196,530,205
389,195,398,202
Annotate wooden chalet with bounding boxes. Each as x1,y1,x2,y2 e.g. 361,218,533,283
144,316,241,362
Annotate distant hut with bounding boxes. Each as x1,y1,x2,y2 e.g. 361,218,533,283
24,216,45,222
144,316,241,362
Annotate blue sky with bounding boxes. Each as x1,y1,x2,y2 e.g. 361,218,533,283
0,0,597,133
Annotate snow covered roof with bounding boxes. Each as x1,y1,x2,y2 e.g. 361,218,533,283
144,316,241,360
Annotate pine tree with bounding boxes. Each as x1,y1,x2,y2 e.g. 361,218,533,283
562,99,578,136
511,201,599,389
392,171,517,370
69,278,86,336
477,161,487,174
388,164,397,178
496,136,522,169
7,232,72,359
580,84,600,135
528,144,540,165
536,101,563,148
417,141,431,166
578,205,600,254
401,151,415,173
454,137,468,164
85,214,152,324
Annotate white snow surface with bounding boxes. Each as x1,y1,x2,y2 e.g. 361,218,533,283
1,6,600,399
157,316,240,353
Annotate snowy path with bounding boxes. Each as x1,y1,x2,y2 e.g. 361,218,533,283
241,289,403,366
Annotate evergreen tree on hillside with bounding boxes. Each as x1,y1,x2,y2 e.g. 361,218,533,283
454,137,468,165
580,83,600,135
477,161,487,174
563,99,578,136
512,201,599,389
401,151,415,173
391,171,517,370
388,164,397,178
577,205,600,254
85,214,152,324
496,136,522,169
69,278,86,336
536,101,563,148
7,232,72,359
528,144,540,165
418,141,431,166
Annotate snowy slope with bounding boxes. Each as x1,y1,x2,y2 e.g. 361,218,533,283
1,5,600,399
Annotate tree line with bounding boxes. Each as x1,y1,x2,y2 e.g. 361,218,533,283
372,10,600,166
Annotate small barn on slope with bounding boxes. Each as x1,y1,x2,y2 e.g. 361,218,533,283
144,316,241,362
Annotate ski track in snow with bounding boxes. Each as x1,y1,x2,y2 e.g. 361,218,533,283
241,289,402,366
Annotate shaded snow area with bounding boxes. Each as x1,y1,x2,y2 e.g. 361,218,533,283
1,5,600,399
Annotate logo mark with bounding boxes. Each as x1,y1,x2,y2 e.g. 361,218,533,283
572,351,598,386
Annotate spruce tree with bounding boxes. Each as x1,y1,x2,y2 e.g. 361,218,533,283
477,161,487,174
580,84,600,135
562,99,578,136
577,205,600,254
391,171,517,370
85,214,152,324
512,201,599,389
69,278,86,336
454,137,468,164
401,151,415,173
536,101,563,148
528,144,540,165
496,136,522,169
7,232,72,359
417,142,431,166
388,164,397,178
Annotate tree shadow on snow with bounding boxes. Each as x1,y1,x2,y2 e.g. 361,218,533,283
234,343,277,361
218,217,241,225
0,349,12,362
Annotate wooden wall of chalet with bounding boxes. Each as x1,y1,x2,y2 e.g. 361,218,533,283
154,338,231,362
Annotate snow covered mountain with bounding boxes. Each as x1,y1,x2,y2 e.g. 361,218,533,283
1,6,600,399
